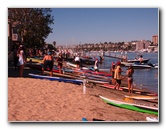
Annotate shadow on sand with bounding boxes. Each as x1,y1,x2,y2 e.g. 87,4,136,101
8,61,40,78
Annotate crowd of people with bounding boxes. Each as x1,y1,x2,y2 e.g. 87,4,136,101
12,45,135,93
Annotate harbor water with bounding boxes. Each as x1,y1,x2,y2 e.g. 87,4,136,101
87,51,159,94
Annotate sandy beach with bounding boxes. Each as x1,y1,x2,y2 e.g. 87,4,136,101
8,62,158,122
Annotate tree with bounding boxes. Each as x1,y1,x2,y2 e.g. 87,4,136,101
8,8,54,48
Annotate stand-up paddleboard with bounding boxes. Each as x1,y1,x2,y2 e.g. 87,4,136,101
86,79,110,84
66,62,77,68
121,87,158,96
100,84,123,91
85,70,112,77
80,75,110,82
125,95,158,100
44,71,78,79
29,73,83,85
99,95,158,115
146,117,158,122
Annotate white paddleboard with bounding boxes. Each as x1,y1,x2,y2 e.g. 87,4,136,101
146,117,158,122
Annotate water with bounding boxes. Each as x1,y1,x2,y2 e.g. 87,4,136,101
86,51,159,94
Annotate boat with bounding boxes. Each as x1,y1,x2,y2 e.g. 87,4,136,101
99,95,158,115
80,57,95,65
127,64,152,69
28,73,83,85
66,62,112,77
127,58,150,64
121,62,152,69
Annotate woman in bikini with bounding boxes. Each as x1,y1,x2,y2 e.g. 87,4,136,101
126,65,134,93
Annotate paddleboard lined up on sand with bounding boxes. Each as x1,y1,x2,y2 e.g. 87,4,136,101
124,95,158,100
99,95,158,115
101,84,123,91
29,73,83,85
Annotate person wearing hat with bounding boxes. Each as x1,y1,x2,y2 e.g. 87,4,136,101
114,61,122,90
94,58,99,72
42,51,54,76
126,65,134,93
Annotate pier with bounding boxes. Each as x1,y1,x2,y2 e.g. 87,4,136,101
103,53,128,62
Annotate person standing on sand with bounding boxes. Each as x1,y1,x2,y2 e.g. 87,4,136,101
17,49,26,77
110,62,116,84
114,61,122,90
57,53,63,74
94,58,99,72
126,65,134,93
42,52,54,76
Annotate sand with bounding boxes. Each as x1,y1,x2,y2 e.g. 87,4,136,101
8,63,158,122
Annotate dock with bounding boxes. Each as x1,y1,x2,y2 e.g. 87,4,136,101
103,53,127,62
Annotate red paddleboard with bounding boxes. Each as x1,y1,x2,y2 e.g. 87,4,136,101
102,84,123,91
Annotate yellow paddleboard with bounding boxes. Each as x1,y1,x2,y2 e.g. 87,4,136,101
125,95,158,100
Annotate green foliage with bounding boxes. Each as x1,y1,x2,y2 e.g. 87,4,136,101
8,8,54,48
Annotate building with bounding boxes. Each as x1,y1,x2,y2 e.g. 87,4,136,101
152,35,158,45
136,40,151,51
8,19,21,52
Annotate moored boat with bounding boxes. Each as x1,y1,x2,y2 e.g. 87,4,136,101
127,58,150,64
121,62,152,69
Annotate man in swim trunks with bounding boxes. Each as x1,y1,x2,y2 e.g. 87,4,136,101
42,52,54,76
114,61,122,90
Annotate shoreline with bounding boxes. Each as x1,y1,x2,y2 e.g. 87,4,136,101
8,62,158,122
